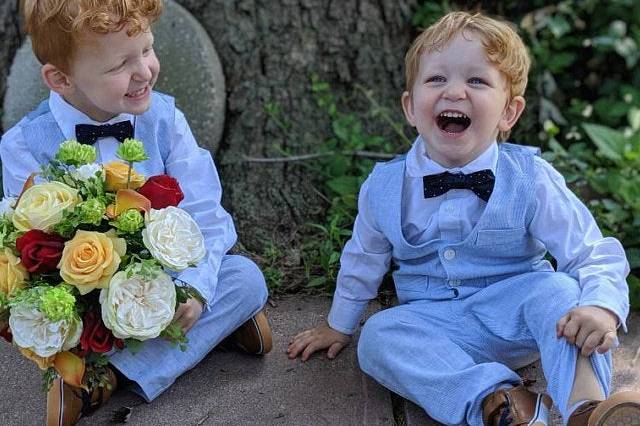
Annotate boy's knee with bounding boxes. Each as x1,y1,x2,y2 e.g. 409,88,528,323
526,272,580,321
221,255,268,305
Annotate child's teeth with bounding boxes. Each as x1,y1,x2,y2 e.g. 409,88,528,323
440,111,467,118
128,88,145,97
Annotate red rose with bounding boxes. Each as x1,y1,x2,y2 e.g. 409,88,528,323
15,230,66,274
137,175,184,209
79,310,120,354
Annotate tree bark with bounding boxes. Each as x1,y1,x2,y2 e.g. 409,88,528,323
0,1,22,122
178,0,416,251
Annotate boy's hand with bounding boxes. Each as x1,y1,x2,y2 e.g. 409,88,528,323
556,306,618,357
287,322,351,361
172,298,204,334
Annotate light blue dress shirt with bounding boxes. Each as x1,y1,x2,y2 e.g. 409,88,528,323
328,136,630,334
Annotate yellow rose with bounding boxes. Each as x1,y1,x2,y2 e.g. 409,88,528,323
12,182,80,231
0,248,29,296
58,230,126,295
19,347,56,370
103,161,145,191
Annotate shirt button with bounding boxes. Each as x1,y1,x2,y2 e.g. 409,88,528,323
444,249,456,260
448,279,461,286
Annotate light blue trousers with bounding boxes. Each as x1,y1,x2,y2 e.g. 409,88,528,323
109,255,269,401
357,272,612,426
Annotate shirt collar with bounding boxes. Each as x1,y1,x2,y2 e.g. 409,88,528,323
405,135,498,177
48,91,134,141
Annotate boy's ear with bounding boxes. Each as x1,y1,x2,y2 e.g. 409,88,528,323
401,91,417,127
498,95,526,132
41,64,73,94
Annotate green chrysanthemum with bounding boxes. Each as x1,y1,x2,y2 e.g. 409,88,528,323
117,138,148,163
114,209,144,233
56,140,97,166
39,286,76,322
79,198,106,225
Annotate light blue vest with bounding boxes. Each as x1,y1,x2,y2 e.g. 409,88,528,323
18,91,174,177
368,143,554,301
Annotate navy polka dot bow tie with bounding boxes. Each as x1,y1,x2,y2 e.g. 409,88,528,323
75,121,134,145
423,169,495,202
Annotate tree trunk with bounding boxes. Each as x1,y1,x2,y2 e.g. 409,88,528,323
0,1,22,120
178,0,416,251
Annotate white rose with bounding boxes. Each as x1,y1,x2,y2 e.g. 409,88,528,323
0,196,17,219
142,206,206,271
12,181,80,231
73,164,104,182
100,270,176,340
9,304,82,358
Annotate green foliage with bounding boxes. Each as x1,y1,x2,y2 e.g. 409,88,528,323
123,338,144,354
160,322,188,351
545,111,640,308
0,215,19,251
294,76,407,291
84,354,114,392
42,367,58,392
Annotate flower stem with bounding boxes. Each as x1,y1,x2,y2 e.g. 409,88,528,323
126,162,132,189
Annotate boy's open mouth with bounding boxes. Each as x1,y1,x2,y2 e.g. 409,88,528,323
436,111,471,134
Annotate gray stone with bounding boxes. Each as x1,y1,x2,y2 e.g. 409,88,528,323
1,0,225,153
0,295,393,425
403,312,640,426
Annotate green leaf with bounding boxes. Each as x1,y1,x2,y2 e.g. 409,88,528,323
327,176,360,196
582,123,626,162
547,15,571,38
306,276,327,288
628,108,640,131
628,274,640,310
626,248,640,269
124,338,144,355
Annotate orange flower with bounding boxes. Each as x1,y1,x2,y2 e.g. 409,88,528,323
58,230,126,295
103,161,145,191
19,347,56,370
0,248,29,296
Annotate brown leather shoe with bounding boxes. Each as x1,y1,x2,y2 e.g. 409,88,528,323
46,368,117,426
482,384,552,425
226,310,273,355
567,391,640,426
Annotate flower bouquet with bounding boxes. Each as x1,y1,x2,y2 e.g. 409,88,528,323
0,139,205,392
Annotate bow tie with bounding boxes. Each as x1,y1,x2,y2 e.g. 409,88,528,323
75,121,134,145
423,169,495,202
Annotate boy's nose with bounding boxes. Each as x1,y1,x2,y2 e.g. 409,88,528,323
443,83,467,101
133,61,154,81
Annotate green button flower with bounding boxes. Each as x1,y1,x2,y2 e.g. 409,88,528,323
117,138,148,163
56,140,97,166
